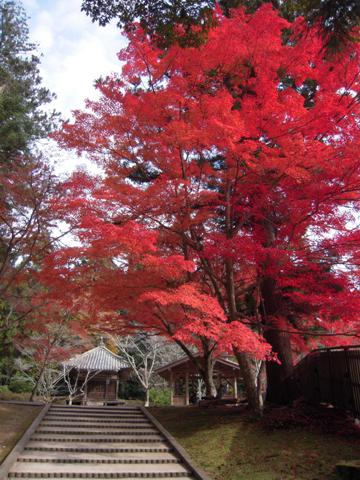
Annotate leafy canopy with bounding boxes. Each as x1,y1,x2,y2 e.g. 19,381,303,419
51,5,360,366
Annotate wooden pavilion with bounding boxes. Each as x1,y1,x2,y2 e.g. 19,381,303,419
155,355,242,406
62,339,130,405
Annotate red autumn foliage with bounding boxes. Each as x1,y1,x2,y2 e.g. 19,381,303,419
45,5,360,401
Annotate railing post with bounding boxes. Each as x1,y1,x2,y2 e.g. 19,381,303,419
327,348,334,405
344,347,355,413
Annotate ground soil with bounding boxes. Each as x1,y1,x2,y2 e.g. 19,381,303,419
0,403,41,464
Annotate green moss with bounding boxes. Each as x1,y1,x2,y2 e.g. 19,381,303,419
150,407,360,480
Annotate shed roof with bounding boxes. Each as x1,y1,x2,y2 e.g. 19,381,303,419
63,342,128,372
155,353,240,375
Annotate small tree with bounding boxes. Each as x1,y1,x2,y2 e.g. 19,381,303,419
113,334,177,407
62,365,100,405
12,300,85,401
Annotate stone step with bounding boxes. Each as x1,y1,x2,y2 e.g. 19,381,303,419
50,407,140,413
19,452,178,463
25,442,172,453
46,414,145,419
40,423,153,429
17,459,180,465
8,461,191,477
44,418,150,424
36,428,159,435
18,457,179,465
7,477,191,480
30,435,164,443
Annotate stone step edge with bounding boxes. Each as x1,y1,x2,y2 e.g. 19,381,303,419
30,438,164,443
48,411,144,414
18,458,180,465
8,472,191,478
7,478,191,480
45,413,144,420
50,406,140,409
40,425,154,429
24,448,173,453
43,420,150,424
35,431,159,436
49,411,143,414
49,408,140,413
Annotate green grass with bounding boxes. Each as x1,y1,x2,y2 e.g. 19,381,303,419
0,403,41,463
150,406,360,480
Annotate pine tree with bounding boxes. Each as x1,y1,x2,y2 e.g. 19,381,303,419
0,0,58,164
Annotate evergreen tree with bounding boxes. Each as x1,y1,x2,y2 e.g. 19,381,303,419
0,0,58,164
81,0,359,49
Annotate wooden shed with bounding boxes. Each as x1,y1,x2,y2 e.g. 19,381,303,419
155,355,242,406
62,340,129,405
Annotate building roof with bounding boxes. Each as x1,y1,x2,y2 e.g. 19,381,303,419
63,341,129,372
155,353,240,375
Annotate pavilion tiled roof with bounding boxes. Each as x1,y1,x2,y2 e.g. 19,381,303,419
63,343,129,372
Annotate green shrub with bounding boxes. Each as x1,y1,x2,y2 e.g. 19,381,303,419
0,385,10,393
149,387,171,406
9,375,33,393
119,378,145,400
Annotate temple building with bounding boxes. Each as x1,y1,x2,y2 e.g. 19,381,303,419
155,355,242,406
62,340,130,405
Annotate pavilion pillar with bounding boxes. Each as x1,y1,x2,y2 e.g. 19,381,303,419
233,375,238,399
116,377,120,401
83,380,88,405
105,376,109,405
185,371,190,406
170,369,174,406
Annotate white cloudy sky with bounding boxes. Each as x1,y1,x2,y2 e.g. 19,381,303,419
23,0,127,174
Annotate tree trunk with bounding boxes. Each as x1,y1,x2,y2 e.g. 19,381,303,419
234,349,266,416
203,353,217,397
145,388,150,407
29,362,46,402
263,328,294,403
173,337,217,398
261,275,294,404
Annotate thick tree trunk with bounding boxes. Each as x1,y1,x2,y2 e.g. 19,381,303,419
260,275,294,404
263,327,294,403
234,349,266,416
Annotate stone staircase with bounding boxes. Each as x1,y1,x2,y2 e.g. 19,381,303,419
7,405,195,479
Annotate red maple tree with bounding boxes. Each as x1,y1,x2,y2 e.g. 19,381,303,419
50,4,360,411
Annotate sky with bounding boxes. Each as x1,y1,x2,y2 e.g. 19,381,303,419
23,0,128,174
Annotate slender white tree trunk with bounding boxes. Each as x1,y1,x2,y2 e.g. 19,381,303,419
145,388,150,407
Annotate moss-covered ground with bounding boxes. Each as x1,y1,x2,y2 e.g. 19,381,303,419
150,406,360,480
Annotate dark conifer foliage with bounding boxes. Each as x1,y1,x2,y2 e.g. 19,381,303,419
0,0,58,164
81,0,359,49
